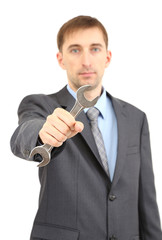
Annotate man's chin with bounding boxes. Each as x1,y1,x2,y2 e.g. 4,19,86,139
69,78,101,92
79,78,98,87
82,80,100,90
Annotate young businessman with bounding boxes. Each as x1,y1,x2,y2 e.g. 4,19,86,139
11,16,162,240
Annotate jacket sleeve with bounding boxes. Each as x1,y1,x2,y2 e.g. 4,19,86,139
139,114,162,239
10,94,64,162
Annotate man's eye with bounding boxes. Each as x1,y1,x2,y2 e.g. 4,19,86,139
92,48,100,52
71,49,79,53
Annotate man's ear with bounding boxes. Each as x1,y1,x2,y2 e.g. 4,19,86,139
105,50,112,68
56,52,66,70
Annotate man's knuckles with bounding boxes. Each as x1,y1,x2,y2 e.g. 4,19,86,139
46,137,63,147
55,132,67,142
53,108,76,128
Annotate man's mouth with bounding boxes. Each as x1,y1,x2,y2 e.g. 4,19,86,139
79,72,96,77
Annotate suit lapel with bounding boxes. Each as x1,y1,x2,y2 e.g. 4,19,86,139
111,96,129,187
55,86,76,112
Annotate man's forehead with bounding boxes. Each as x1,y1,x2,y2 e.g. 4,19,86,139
63,27,106,48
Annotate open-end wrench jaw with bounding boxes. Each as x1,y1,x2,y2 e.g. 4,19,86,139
29,85,99,167
76,85,99,108
29,144,52,167
70,85,99,118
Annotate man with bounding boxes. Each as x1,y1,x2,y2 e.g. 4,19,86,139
10,16,162,240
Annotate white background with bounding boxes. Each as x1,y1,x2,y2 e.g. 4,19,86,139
0,0,162,239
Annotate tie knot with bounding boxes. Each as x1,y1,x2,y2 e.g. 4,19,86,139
87,107,100,122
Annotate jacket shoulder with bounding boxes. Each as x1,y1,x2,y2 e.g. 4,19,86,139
17,91,62,125
19,92,60,113
113,96,146,116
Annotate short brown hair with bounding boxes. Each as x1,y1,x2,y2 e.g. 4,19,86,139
57,15,108,52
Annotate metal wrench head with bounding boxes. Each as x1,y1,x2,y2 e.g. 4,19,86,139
29,145,50,167
76,85,99,108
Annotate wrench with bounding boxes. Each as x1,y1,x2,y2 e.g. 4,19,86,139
29,85,99,167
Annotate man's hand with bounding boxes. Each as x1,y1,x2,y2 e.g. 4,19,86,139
39,108,84,147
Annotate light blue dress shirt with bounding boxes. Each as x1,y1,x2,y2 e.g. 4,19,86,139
67,85,118,181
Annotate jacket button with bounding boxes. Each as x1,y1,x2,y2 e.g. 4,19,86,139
109,235,117,240
109,194,116,201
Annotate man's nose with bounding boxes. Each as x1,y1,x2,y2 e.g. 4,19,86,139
81,51,92,68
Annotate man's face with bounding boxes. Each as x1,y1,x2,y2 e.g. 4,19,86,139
57,27,111,92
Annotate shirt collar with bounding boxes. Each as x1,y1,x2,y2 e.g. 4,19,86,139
66,84,108,119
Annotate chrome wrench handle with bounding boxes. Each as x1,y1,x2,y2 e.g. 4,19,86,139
69,100,84,118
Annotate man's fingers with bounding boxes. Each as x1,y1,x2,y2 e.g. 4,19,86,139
67,121,84,139
54,108,76,130
39,129,63,147
39,108,84,147
42,122,68,143
47,114,71,136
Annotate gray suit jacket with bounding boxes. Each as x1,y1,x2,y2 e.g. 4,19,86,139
10,86,162,240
